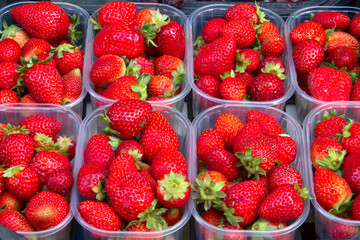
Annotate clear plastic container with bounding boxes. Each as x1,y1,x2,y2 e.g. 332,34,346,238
0,103,82,240
83,3,191,112
71,103,192,240
0,1,89,117
304,101,360,240
188,4,295,117
189,104,310,240
285,6,360,123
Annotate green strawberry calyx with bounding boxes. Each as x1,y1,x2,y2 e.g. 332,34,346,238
99,111,121,136
316,147,346,172
220,70,236,81
213,200,243,227
329,194,354,216
0,20,22,39
194,36,205,48
260,62,286,80
34,133,69,156
3,165,25,178
191,172,226,211
0,124,29,137
51,43,77,59
255,2,268,24
67,14,82,45
235,148,266,180
158,171,190,201
108,136,122,152
125,59,142,79
315,110,345,126
336,119,354,142
251,218,284,231
90,18,102,30
294,182,313,199
131,73,150,100
92,178,107,202
235,51,251,73
141,9,170,47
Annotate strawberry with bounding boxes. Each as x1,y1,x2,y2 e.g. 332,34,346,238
0,39,21,63
235,48,260,73
257,21,279,43
156,171,190,208
259,185,305,223
201,208,223,226
109,152,138,173
77,163,109,201
235,72,253,90
11,2,71,43
221,19,256,49
0,133,34,168
307,67,352,101
0,192,23,212
3,165,40,201
353,194,360,220
269,164,302,190
96,1,137,28
312,11,350,31
153,21,185,60
233,121,263,153
21,38,51,61
292,39,325,74
326,218,360,239
0,90,19,104
148,75,174,97
134,9,156,27
214,113,244,150
342,122,360,155
115,139,144,161
162,208,182,226
90,54,126,87
195,75,221,98
258,56,286,80
289,21,326,46
102,99,152,140
343,153,360,194
0,21,30,48
326,31,359,53
194,35,237,80
125,221,163,233
0,168,5,197
139,111,179,163
207,147,241,181
35,53,56,67
251,218,287,238
225,3,259,24
248,72,285,101
25,190,69,231
310,137,345,171
45,169,73,196
0,62,20,90
0,209,34,232
154,55,184,81
219,75,246,101
53,43,83,76
222,222,246,240
79,200,122,231
328,46,357,71
275,135,297,164
196,129,225,162
202,18,227,44
246,109,283,137
350,13,360,40
352,78,360,101
84,134,115,168
93,20,145,59
251,175,271,201
314,168,352,214
133,57,154,76
314,111,347,139
19,115,61,138
62,68,82,104
19,94,35,103
261,34,285,57
150,148,187,181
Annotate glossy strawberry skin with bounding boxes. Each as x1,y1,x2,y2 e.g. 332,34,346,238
0,90,19,104
109,152,138,173
314,116,347,139
207,147,241,181
90,54,126,87
62,68,82,104
0,62,20,90
214,113,244,151
258,21,280,43
276,135,297,164
0,209,34,232
328,46,357,71
326,31,360,53
77,163,109,200
46,169,73,196
154,55,183,79
343,153,360,194
0,39,21,63
342,123,360,155
54,48,83,76
261,34,285,57
100,75,141,100
293,39,325,74
0,191,23,212
353,194,360,220
289,21,326,46
148,75,174,97
310,137,344,170
248,72,285,101
312,11,350,31
246,109,283,137
219,77,246,101
269,164,302,190
0,133,34,168
195,75,221,98
350,13,360,40
21,38,51,61
19,115,61,138
221,19,255,49
97,1,137,27
83,134,115,168
225,3,258,24
202,18,227,44
196,129,225,162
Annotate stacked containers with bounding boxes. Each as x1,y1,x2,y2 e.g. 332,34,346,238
285,6,360,122
0,103,82,240
304,102,360,239
189,104,310,240
0,1,89,117
71,103,192,240
188,4,295,117
83,3,191,111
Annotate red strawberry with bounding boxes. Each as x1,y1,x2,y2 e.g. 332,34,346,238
312,11,350,31
134,9,156,27
326,218,360,239
352,77,360,101
25,190,69,231
353,194,360,220
222,222,246,240
20,94,35,103
326,31,359,53
269,164,302,190
148,75,174,97
344,153,360,194
235,71,253,90
0,62,20,90
0,133,34,168
77,163,109,201
19,115,61,138
196,129,225,162
21,38,51,61
0,39,21,63
221,19,256,49
11,2,70,43
162,208,182,226
0,21,30,48
90,54,126,87
350,13,360,40
310,137,345,171
133,57,154,76
84,134,115,168
194,35,237,80
328,46,357,71
214,113,244,150
246,109,283,137
233,121,263,153
201,208,223,226
46,169,73,196
292,39,325,74
53,43,83,76
289,21,326,46
207,147,241,181
54,135,76,160
0,90,19,104
258,56,286,80
257,21,280,43
235,48,260,73
219,75,246,101
100,75,144,101
195,75,221,98
0,192,23,212
261,34,285,57
115,139,144,161
250,218,287,237
225,3,259,24
154,55,184,81
275,134,297,164
109,152,138,173
314,168,352,213
0,168,5,197
35,52,56,67
251,175,271,201
0,209,34,232
314,111,347,140
202,18,227,44
62,68,82,104
342,122,360,155
198,171,228,193
248,72,285,101
96,1,137,28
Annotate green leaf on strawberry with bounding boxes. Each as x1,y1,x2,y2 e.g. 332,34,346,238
316,147,346,172
329,194,354,216
158,171,190,201
235,148,266,180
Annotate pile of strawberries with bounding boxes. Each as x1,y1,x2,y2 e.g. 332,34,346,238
0,115,76,233
310,111,360,238
77,99,190,235
0,2,84,105
194,3,287,102
193,110,309,238
89,2,185,103
290,11,360,101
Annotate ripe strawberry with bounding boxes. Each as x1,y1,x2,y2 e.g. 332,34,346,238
156,171,190,208
258,56,286,80
0,90,19,104
307,67,352,101
310,137,345,171
269,164,302,190
0,209,34,232
150,148,187,181
222,222,246,240
100,75,144,101
292,39,325,74
314,168,352,213
35,53,56,67
352,77,360,101
235,71,253,90
0,21,30,48
219,75,246,101
233,121,263,153
314,112,347,140
225,3,259,24
3,165,40,201
62,68,82,104
246,109,283,137
46,169,73,196
343,153,360,194
248,72,285,101
261,34,285,57
194,35,237,80
19,115,61,138
196,129,225,162
251,175,271,202
19,94,35,103
102,99,152,140
235,48,260,73
162,208,182,226
132,57,154,76
0,133,34,168
195,75,221,98
0,168,5,197
328,46,357,71
198,171,228,193
115,139,144,161
202,18,227,44
0,39,21,63
326,31,359,53
257,21,280,43
154,21,185,60
93,20,145,59
214,113,244,150
154,55,184,80
326,218,359,239
109,152,138,173
21,38,51,61
77,163,109,201
201,208,223,226
276,134,297,164
139,111,179,163
0,191,23,212
84,134,115,168
0,62,20,90
350,13,360,40
353,194,360,220
259,185,304,223
53,43,83,76
342,122,360,155
90,54,126,87
96,1,137,28
221,19,255,49
207,147,241,181
251,218,287,237
313,11,350,31
148,75,174,97
289,21,326,46
25,190,69,231
134,9,156,27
